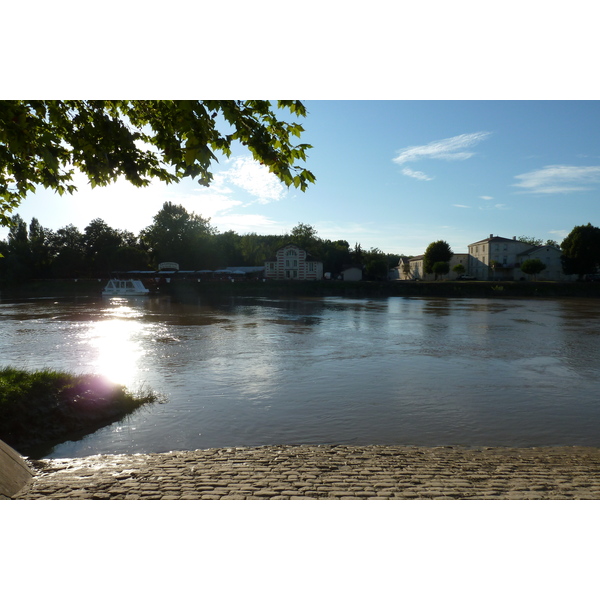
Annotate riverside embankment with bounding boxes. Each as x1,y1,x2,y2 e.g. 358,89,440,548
2,278,600,300
12,444,600,500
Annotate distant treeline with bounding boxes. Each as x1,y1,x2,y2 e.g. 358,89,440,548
0,202,403,282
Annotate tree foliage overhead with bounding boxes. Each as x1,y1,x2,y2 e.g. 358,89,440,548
423,240,453,274
0,100,315,226
560,223,600,278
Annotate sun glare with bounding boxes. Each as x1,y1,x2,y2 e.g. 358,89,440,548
86,300,146,385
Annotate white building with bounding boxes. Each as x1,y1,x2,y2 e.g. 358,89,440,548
516,245,575,281
264,244,323,280
397,253,469,281
468,234,575,281
341,266,362,281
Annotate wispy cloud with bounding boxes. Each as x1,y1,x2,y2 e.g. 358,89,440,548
186,154,288,225
478,202,508,211
401,167,434,181
393,131,491,181
479,195,493,200
549,229,569,240
513,165,600,194
453,204,470,208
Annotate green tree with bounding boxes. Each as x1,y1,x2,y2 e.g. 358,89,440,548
83,218,129,276
141,201,216,268
215,230,244,267
520,258,546,280
560,223,600,279
0,100,315,226
27,217,53,277
289,223,320,256
363,247,388,280
432,261,450,279
452,263,465,276
517,236,544,246
423,240,453,275
350,243,364,266
2,214,31,280
48,224,85,278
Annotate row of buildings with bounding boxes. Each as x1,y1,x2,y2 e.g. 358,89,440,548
120,236,573,283
391,234,574,282
262,235,576,282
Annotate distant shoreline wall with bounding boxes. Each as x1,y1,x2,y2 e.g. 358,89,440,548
2,278,600,300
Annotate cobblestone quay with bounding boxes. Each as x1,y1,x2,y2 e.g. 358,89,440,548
12,444,600,500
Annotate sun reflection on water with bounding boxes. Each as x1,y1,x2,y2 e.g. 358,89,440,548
86,299,146,386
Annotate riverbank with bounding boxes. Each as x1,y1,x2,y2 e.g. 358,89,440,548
0,368,161,458
2,277,600,299
12,443,600,499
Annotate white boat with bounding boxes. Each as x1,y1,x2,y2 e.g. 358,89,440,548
102,278,150,296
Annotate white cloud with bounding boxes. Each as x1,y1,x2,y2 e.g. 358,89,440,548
393,131,491,181
401,167,434,181
453,204,470,208
513,165,600,194
479,195,493,200
224,156,286,203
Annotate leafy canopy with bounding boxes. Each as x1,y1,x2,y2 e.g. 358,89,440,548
560,223,600,278
520,258,546,278
423,240,453,274
0,100,315,226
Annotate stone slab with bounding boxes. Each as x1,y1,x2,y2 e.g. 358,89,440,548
0,438,35,499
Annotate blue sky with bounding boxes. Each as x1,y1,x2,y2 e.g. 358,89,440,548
3,100,600,257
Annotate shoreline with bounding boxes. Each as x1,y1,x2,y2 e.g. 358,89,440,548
2,278,600,300
12,443,600,500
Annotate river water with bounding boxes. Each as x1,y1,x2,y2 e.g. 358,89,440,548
2,294,600,457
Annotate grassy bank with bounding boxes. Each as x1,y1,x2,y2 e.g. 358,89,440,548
0,367,160,458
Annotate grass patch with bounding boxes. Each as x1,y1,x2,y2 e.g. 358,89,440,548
0,367,161,458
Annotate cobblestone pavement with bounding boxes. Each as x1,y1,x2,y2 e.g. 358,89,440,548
12,444,600,500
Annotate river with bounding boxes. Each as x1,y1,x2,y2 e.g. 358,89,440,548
2,293,600,457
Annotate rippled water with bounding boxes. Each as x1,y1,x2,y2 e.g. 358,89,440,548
2,294,600,457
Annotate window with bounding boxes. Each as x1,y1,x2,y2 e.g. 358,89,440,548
286,249,297,256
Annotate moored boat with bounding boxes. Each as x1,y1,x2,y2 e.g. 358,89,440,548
102,278,150,296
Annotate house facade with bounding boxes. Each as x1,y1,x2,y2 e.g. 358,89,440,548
341,266,362,281
468,235,533,280
396,253,469,281
264,244,323,280
468,234,575,281
516,245,575,281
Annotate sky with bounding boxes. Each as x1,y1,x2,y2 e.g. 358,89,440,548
3,100,600,257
